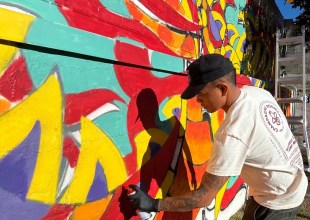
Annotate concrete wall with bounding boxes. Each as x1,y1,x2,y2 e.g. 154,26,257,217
0,0,282,219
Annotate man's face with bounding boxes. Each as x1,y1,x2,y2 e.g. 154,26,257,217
196,82,226,113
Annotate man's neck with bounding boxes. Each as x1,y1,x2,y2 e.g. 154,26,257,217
223,87,241,113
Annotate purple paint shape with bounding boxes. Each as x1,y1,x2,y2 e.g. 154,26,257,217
227,30,234,40
0,187,50,220
0,121,50,220
209,13,221,41
172,108,180,117
86,162,108,202
0,121,41,200
224,51,232,57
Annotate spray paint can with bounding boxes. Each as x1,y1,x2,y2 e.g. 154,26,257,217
127,186,152,220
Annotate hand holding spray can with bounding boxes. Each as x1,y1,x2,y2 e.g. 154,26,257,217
127,186,152,220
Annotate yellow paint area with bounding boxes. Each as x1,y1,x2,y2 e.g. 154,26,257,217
227,24,239,47
210,110,225,135
155,170,174,199
254,79,262,87
0,74,62,204
60,117,127,204
161,96,180,122
221,46,241,73
199,8,208,26
135,128,169,169
179,99,187,136
71,195,112,220
215,180,229,219
164,0,193,22
161,95,187,136
206,0,213,7
0,7,34,75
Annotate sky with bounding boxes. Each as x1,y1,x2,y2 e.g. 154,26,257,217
275,0,304,20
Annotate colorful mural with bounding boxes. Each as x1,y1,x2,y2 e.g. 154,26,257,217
0,0,282,219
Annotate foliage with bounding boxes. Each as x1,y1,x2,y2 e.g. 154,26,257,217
290,0,310,41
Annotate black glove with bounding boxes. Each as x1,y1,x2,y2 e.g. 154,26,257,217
128,184,159,212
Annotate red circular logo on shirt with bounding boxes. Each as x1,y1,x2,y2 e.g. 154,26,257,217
260,101,284,133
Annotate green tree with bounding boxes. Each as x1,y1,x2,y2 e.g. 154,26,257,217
290,0,310,41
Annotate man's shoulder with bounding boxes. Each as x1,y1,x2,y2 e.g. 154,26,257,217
241,86,272,99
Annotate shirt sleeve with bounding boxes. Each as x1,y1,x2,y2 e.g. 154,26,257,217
206,132,249,176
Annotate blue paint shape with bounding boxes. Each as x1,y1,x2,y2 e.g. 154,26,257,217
94,101,131,156
0,0,67,25
23,17,118,91
172,107,180,117
151,52,184,77
27,18,116,61
86,162,108,201
227,176,239,189
22,49,129,103
225,2,246,37
100,0,131,18
0,187,50,220
0,121,41,200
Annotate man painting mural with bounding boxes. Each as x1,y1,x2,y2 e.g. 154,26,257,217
129,54,308,220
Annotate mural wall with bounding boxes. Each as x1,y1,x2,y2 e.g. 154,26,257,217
0,0,282,219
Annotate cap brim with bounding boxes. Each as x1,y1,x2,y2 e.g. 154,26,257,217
181,84,206,99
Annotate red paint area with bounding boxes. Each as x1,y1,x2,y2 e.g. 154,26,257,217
221,177,246,209
186,0,199,24
137,0,201,31
207,3,227,49
101,120,181,220
41,204,74,220
236,74,252,88
65,89,125,125
0,56,33,102
114,40,187,176
55,0,177,57
63,137,80,168
115,42,151,68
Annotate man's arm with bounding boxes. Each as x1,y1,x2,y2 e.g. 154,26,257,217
158,172,229,211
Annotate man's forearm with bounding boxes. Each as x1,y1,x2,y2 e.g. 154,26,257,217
157,173,229,212
158,187,209,211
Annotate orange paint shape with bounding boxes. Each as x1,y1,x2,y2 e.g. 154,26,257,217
184,121,212,164
125,0,197,58
217,108,225,122
0,99,10,115
125,0,143,20
187,98,203,122
165,0,181,10
165,160,208,219
158,25,173,45
71,195,112,220
184,160,208,190
180,35,197,57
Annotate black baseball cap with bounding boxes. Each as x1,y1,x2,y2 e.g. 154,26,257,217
181,54,235,99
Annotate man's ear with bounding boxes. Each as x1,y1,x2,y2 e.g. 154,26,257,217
217,84,228,96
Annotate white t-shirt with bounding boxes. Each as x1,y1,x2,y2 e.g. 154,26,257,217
206,85,308,210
